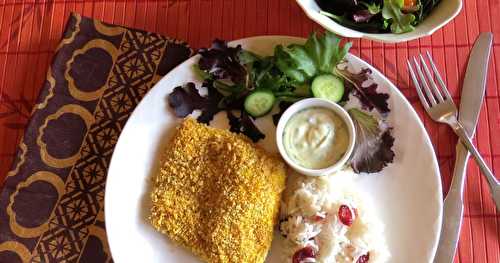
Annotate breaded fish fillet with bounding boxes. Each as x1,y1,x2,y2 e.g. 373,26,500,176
150,118,286,263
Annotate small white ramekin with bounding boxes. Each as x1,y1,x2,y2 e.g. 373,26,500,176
276,98,356,176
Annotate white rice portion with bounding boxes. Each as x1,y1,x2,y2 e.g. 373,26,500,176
279,169,390,263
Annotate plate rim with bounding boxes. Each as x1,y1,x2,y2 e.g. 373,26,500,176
104,35,443,262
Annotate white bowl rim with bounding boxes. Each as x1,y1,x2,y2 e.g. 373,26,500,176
296,0,463,43
276,98,356,176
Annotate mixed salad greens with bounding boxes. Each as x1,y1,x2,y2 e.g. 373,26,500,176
317,0,441,33
168,32,394,173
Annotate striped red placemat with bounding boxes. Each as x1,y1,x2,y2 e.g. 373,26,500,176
0,0,498,262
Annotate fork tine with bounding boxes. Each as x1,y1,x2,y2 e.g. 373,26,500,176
419,54,444,102
426,51,452,100
412,56,437,106
407,59,430,110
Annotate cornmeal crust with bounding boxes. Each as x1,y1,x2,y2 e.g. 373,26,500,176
150,118,286,263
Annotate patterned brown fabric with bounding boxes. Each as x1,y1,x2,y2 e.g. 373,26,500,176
0,13,192,263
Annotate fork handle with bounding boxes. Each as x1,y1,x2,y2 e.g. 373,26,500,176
452,122,500,209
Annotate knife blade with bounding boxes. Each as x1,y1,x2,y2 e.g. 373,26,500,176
433,32,493,263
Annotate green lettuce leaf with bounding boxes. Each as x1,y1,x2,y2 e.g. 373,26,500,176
304,31,352,74
274,45,317,83
274,31,352,84
361,1,382,15
250,56,289,92
382,0,416,33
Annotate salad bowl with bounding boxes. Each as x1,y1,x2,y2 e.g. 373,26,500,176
296,0,462,43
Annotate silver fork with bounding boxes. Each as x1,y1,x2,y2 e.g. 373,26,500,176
407,52,500,210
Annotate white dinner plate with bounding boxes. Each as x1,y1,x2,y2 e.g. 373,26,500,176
105,36,443,263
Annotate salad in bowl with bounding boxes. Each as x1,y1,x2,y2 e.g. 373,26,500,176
296,0,462,43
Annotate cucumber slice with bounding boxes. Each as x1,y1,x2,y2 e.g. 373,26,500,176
311,74,345,103
244,90,276,117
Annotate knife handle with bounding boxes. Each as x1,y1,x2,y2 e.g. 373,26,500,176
452,121,500,210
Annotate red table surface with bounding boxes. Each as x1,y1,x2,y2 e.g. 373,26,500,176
0,0,498,262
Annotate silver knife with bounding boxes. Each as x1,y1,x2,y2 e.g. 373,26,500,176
433,32,493,263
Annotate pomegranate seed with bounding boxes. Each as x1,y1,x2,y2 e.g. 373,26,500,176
292,246,316,263
356,253,370,263
338,204,354,226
